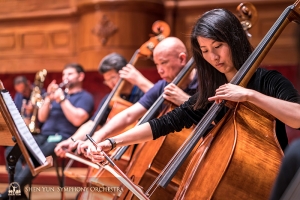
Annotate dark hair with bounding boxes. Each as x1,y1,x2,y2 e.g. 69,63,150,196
64,63,85,74
191,8,253,109
98,53,127,74
13,76,28,85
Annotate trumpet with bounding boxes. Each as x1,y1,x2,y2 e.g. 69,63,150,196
58,80,69,93
58,80,69,88
57,80,69,93
43,79,69,98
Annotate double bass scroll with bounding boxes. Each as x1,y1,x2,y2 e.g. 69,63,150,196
236,2,258,38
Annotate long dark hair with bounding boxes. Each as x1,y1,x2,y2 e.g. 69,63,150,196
191,8,253,109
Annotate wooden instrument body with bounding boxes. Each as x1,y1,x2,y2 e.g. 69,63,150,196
118,105,200,200
117,58,196,200
124,128,196,200
175,102,284,200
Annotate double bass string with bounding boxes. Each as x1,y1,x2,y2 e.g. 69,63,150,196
113,57,196,161
118,57,195,199
146,100,225,196
87,50,140,138
77,52,139,172
231,5,293,87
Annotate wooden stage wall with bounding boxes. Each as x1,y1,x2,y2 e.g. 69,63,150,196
0,0,299,73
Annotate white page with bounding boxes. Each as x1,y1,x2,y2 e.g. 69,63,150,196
1,91,46,165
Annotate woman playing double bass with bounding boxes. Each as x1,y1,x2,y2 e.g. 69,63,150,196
89,8,300,153
88,8,300,198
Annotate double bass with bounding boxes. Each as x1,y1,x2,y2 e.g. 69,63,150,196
147,1,300,200
63,20,170,200
118,57,196,200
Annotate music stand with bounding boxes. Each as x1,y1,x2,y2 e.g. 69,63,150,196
0,80,52,199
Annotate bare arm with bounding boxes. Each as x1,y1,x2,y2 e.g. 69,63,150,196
77,102,147,154
55,120,97,157
59,99,90,127
247,90,300,128
48,87,89,126
39,85,89,126
119,64,154,93
72,120,97,141
38,97,51,122
88,122,153,163
163,83,190,106
38,80,57,122
108,123,153,148
92,102,147,142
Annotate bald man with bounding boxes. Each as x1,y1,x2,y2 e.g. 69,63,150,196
77,37,197,152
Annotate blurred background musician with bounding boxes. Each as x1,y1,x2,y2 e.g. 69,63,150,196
13,76,35,127
55,53,153,157
13,73,47,134
13,76,32,114
0,63,94,200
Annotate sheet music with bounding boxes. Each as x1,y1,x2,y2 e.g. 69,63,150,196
1,90,46,165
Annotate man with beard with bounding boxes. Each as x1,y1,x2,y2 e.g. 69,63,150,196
0,63,94,200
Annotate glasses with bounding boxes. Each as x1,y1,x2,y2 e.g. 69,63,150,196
103,76,118,86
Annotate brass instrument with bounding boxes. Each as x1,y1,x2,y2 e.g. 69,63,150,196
27,69,47,134
58,80,69,93
43,79,68,97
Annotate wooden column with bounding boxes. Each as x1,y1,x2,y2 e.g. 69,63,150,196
76,0,164,71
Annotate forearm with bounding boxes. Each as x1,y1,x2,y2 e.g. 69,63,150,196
248,90,300,128
60,100,89,126
149,98,201,139
72,120,97,141
176,93,191,106
38,97,51,122
112,123,153,148
92,104,146,142
135,76,154,93
93,110,137,142
89,123,153,160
